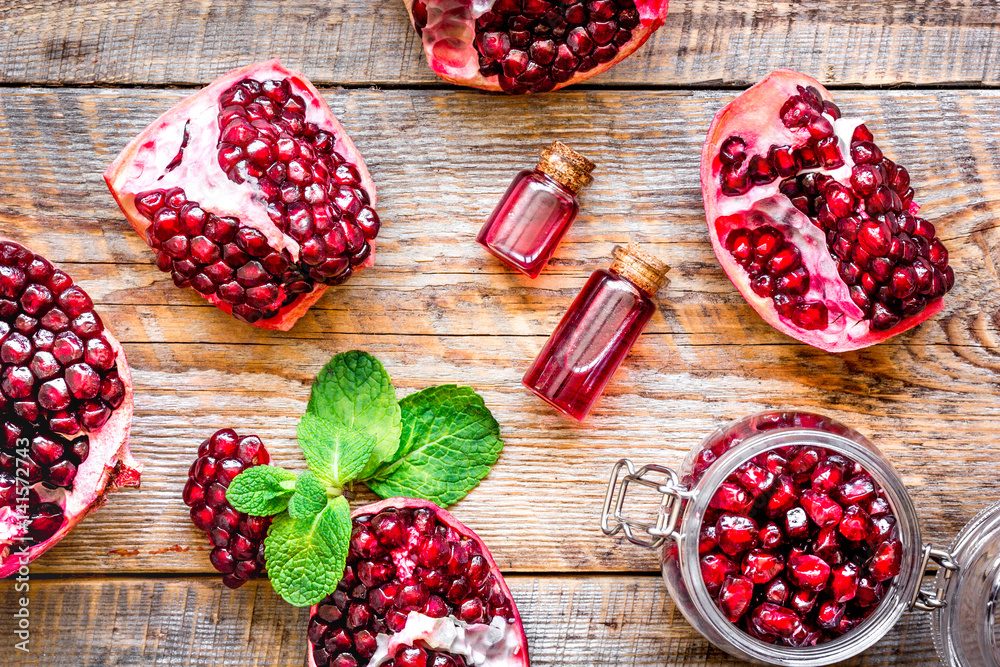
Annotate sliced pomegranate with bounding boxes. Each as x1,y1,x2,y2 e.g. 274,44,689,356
105,60,380,331
404,0,669,94
701,69,954,351
307,498,529,667
0,239,139,577
183,428,271,588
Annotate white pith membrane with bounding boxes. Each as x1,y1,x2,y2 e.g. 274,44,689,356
368,613,522,666
104,60,378,330
712,116,870,349
406,0,669,92
0,331,137,577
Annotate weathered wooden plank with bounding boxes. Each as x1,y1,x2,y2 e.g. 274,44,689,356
0,86,998,574
0,576,940,665
12,328,1000,575
1,0,999,87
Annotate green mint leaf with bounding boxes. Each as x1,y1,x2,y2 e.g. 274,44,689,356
287,470,330,520
298,413,378,488
226,465,297,516
365,385,503,507
306,351,401,479
264,495,351,607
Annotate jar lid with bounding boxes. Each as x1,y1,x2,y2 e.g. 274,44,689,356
610,241,670,296
931,500,1000,666
536,141,595,193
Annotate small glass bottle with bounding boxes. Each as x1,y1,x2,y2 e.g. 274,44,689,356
476,141,595,278
522,241,670,420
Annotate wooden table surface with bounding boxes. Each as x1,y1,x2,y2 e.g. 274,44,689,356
2,0,1000,665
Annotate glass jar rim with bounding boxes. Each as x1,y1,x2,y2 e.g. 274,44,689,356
676,427,924,666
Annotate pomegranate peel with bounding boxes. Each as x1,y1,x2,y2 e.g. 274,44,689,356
701,69,954,352
0,240,138,577
405,0,669,94
105,60,380,331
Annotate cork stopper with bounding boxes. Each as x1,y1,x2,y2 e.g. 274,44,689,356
536,141,596,193
610,241,670,296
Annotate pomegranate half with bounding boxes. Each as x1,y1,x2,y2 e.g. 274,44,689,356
307,498,529,667
405,0,669,94
701,70,954,352
0,239,138,577
105,60,380,331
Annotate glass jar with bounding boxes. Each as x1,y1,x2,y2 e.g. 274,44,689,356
476,141,594,278
600,411,1000,666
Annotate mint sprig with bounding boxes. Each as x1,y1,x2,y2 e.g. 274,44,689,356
367,385,503,506
226,351,505,607
306,350,401,479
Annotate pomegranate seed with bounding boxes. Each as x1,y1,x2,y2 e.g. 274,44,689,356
717,574,754,621
800,490,843,527
710,482,753,513
787,554,831,591
700,552,738,596
751,602,803,639
716,514,759,556
741,549,784,584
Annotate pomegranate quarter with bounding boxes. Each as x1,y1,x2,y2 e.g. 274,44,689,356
701,70,954,352
105,60,380,330
308,498,529,667
0,240,138,577
404,0,669,94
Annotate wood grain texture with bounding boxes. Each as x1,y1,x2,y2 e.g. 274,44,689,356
0,576,941,666
1,0,1000,87
0,87,997,579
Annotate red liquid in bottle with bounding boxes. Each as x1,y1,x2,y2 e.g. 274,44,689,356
523,242,669,420
476,141,594,278
477,169,579,278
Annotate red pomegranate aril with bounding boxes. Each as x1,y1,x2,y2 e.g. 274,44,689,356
741,549,784,584
789,588,817,615
751,602,802,639
710,482,753,513
869,538,902,581
787,554,831,591
716,513,759,556
816,600,845,630
758,522,783,550
717,574,754,621
837,474,876,506
701,552,738,596
766,476,799,518
800,490,843,527
839,504,872,541
829,562,859,603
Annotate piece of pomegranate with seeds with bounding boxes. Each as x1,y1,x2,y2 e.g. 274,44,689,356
308,498,528,667
702,69,954,351
0,240,138,577
105,60,380,331
403,0,669,94
183,428,271,588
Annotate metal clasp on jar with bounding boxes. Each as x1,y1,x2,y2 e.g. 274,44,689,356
910,545,961,611
600,459,696,549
